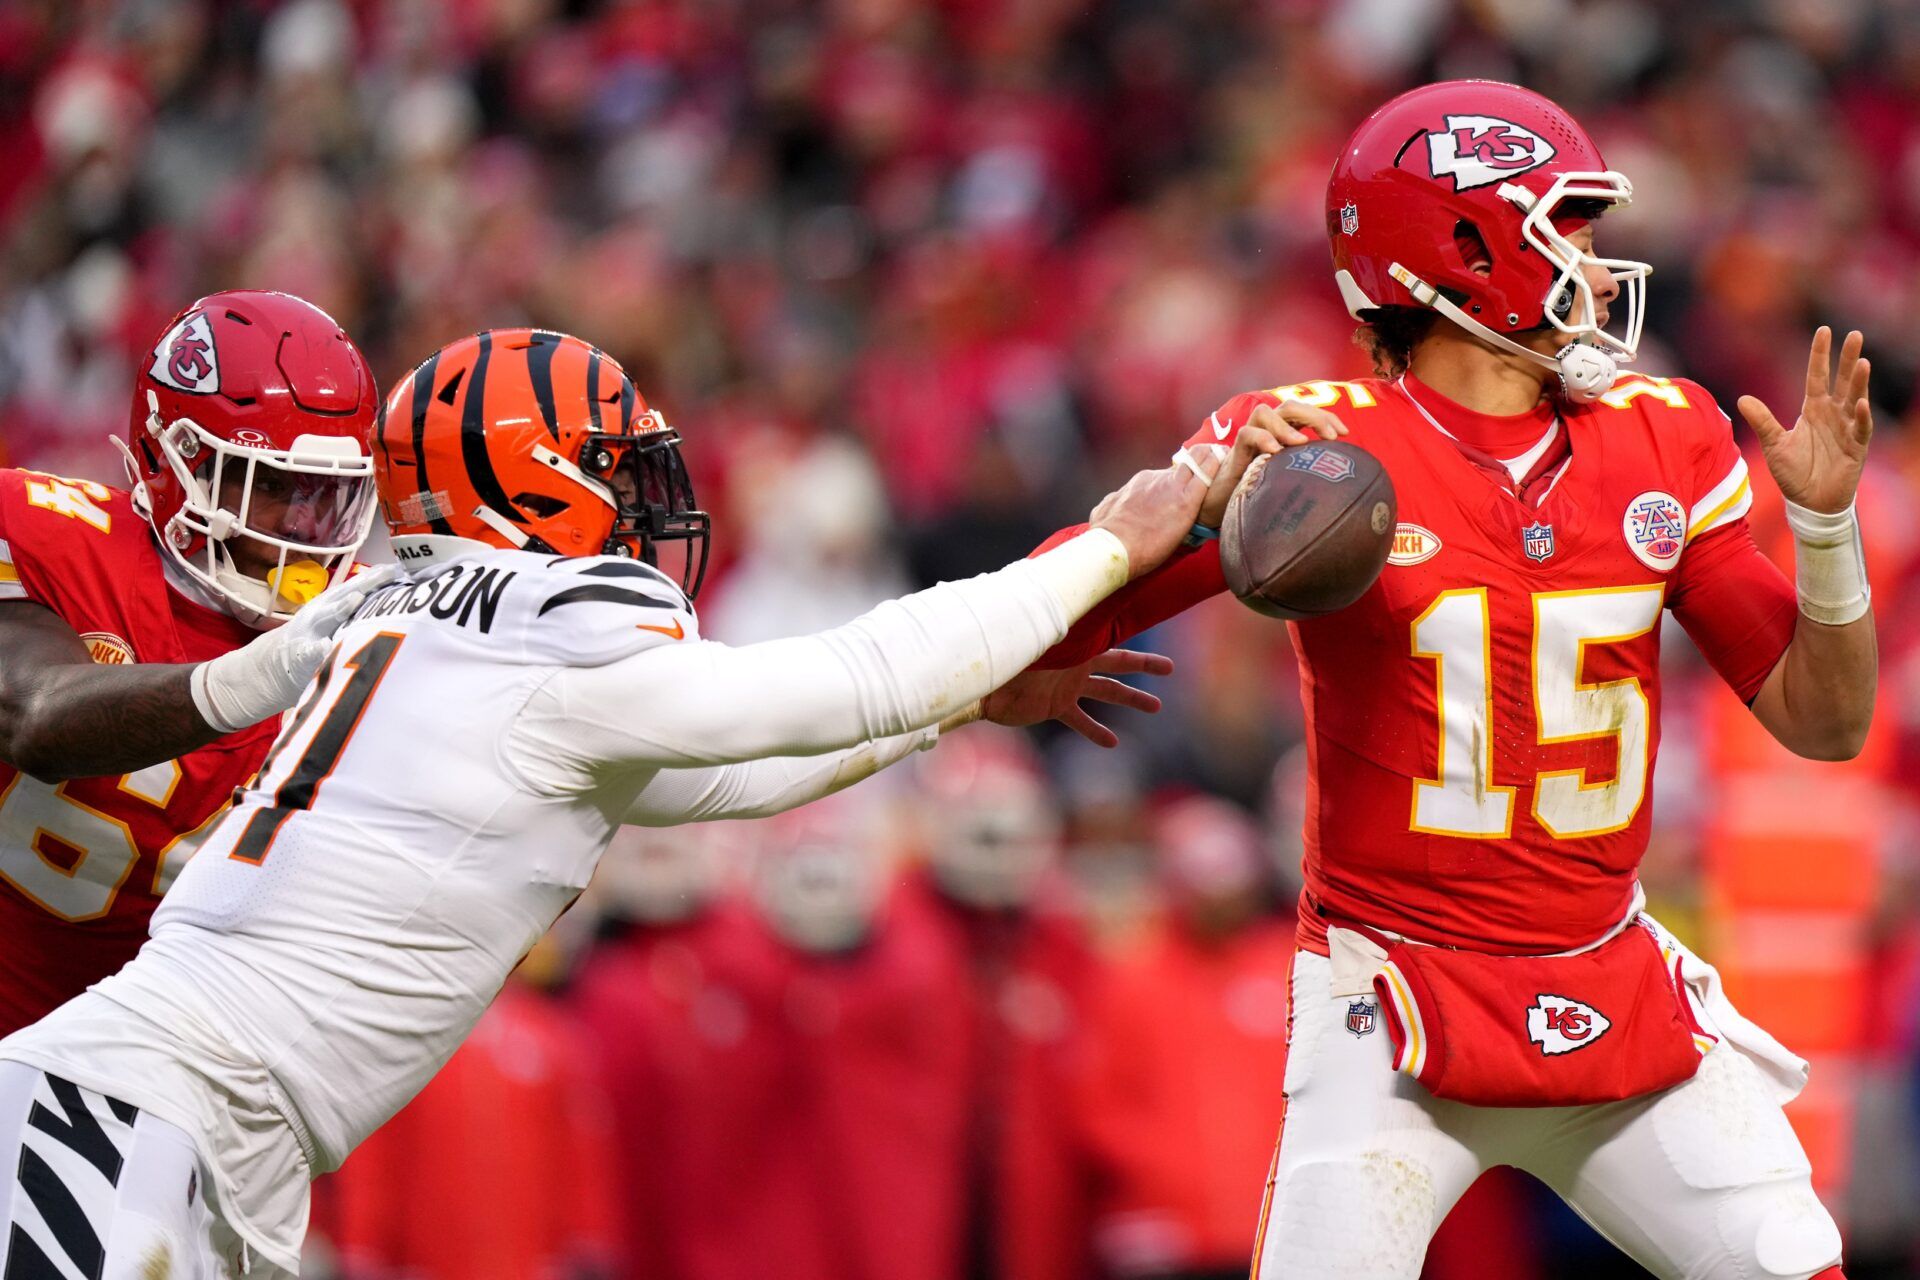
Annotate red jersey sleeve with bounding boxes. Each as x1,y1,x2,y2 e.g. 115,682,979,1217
1026,392,1292,669
1664,383,1796,703
0,474,32,605
0,468,129,611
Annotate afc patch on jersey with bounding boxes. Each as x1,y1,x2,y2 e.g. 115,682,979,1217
1526,994,1611,1055
1623,490,1687,572
150,311,220,395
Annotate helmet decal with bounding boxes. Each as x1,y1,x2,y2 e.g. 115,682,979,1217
150,311,221,395
1426,115,1557,191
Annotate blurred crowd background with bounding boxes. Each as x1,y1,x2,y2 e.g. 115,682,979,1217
5,0,1920,1276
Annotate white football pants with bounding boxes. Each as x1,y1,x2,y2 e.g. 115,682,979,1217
0,1061,252,1280
1252,949,1845,1280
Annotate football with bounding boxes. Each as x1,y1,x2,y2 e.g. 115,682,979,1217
1220,441,1396,619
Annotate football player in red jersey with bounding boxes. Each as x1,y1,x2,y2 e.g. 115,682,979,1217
1027,82,1872,1279
0,290,390,1035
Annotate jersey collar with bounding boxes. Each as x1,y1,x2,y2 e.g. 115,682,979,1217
1398,373,1557,459
389,534,491,571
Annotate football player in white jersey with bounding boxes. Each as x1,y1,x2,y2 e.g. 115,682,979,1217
0,329,1250,1278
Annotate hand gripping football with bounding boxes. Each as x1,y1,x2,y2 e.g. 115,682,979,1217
1220,441,1396,619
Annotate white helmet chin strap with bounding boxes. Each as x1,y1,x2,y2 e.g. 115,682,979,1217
1386,263,1618,404
469,504,532,548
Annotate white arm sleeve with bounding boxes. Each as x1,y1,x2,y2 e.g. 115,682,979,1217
514,529,1128,781
621,726,940,826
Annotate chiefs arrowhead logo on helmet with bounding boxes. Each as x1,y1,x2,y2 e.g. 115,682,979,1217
1426,114,1557,192
150,311,221,394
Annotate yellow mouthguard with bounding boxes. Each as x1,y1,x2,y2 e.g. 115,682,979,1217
270,560,329,606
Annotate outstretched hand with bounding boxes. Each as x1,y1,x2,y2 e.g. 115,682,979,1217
981,648,1175,749
1089,466,1210,581
1195,400,1349,529
1738,326,1873,514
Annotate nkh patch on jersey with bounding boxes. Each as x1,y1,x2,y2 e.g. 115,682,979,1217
150,312,221,395
1387,523,1441,566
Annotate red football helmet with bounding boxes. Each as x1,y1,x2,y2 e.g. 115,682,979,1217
1326,80,1650,401
121,291,379,625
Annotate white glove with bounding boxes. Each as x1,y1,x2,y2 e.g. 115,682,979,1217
189,564,402,733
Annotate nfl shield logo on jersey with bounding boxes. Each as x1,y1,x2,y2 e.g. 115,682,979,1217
1521,521,1555,562
1346,999,1377,1037
1285,446,1356,483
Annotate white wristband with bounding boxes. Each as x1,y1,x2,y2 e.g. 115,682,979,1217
1027,528,1131,622
189,654,251,734
1784,498,1870,626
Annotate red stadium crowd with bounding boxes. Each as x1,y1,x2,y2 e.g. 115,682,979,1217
5,0,1920,1276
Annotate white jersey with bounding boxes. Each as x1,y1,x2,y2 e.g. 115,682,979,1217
0,531,1129,1273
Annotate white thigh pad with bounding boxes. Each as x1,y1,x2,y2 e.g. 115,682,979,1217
1650,1049,1812,1191
1269,1156,1437,1280
1728,1182,1843,1279
1281,955,1328,1097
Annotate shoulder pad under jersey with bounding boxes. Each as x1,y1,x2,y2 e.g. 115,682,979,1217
361,549,701,667
1576,374,1753,540
1179,378,1391,465
1586,373,1709,420
0,468,145,606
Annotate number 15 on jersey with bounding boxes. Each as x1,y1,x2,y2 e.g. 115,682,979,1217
1411,585,1663,841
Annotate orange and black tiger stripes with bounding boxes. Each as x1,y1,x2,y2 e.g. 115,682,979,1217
457,331,524,528
407,350,453,535
525,330,563,442
584,347,605,434
368,327,699,574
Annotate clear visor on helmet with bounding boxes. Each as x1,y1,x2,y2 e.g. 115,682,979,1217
1500,171,1651,362
221,459,376,547
146,400,378,624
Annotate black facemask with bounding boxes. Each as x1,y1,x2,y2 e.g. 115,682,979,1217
582,427,711,600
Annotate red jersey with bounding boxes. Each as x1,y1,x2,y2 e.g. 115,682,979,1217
1044,375,1798,954
0,468,277,1034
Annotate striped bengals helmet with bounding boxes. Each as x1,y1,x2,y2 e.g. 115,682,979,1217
374,329,709,597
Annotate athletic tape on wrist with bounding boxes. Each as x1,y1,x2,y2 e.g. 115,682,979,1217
1784,499,1870,626
189,659,240,734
